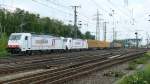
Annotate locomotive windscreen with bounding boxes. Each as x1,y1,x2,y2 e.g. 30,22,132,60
9,35,22,40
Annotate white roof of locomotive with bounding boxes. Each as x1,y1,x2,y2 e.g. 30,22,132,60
10,33,63,38
11,33,31,36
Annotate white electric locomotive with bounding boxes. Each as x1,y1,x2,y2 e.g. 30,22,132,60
7,33,88,54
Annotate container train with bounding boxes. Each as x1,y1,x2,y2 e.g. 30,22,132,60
7,33,122,54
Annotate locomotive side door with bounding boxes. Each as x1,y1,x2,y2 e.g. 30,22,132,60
67,38,72,50
24,36,31,51
63,38,72,50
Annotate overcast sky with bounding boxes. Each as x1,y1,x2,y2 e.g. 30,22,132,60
1,0,150,44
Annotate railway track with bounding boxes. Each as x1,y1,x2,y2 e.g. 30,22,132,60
0,48,134,65
0,49,147,84
0,51,112,75
0,49,113,64
0,49,129,75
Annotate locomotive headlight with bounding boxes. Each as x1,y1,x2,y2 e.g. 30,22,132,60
16,45,19,48
8,45,20,48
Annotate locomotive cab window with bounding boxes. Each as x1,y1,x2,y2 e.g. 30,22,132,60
63,39,67,42
9,35,22,40
25,36,28,40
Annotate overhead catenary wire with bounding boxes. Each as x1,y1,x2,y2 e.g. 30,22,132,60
90,0,139,39
32,0,76,24
32,0,73,16
106,0,131,19
32,0,97,35
43,0,94,22
33,0,95,26
90,0,131,20
89,0,110,14
45,0,71,10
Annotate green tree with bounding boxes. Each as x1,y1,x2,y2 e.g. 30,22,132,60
0,8,94,40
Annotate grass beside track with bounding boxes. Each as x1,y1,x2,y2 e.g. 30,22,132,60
117,52,150,84
0,33,9,58
0,51,9,58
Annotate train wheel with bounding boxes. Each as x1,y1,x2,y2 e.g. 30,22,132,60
65,46,69,52
26,51,32,56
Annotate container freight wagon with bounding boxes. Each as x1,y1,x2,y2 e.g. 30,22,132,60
7,33,65,54
87,40,110,49
99,41,110,48
87,40,100,49
103,41,110,48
